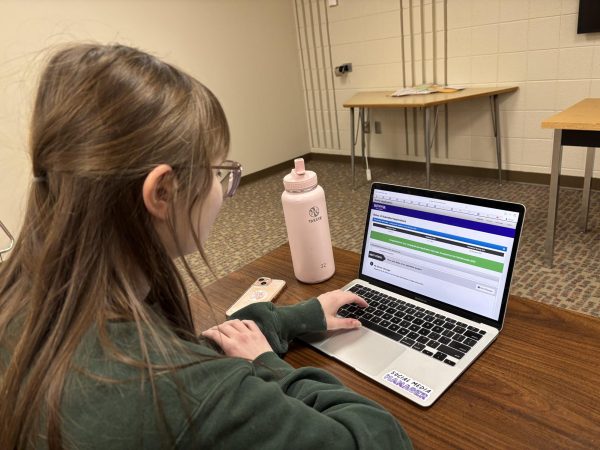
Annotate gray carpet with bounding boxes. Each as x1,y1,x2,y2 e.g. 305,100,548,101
184,159,600,319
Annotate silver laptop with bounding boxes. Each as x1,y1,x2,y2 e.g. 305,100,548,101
303,183,525,407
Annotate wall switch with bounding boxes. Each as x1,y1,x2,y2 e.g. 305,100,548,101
374,121,382,134
328,0,338,6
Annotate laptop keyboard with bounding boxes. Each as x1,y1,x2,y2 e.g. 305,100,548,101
337,284,486,366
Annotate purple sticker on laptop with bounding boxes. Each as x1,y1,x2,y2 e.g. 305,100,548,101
383,370,433,400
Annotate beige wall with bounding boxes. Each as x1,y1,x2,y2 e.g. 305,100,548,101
0,0,309,243
298,0,600,179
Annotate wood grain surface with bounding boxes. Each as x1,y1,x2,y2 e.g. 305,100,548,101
342,86,518,109
542,98,600,131
191,244,600,449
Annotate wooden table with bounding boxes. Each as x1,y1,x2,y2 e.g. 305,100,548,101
343,86,518,188
542,98,600,266
192,244,600,449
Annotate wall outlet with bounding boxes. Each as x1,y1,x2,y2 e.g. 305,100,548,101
363,120,370,133
334,62,352,76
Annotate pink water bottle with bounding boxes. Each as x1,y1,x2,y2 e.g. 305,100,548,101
282,158,335,283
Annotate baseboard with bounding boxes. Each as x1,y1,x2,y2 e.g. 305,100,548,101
240,152,599,190
239,153,312,186
308,153,600,190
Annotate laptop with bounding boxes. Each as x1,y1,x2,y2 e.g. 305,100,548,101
303,183,525,407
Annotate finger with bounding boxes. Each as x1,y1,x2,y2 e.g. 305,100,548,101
201,325,221,337
351,295,369,308
330,317,362,330
201,328,217,339
339,291,368,308
224,319,247,333
202,328,230,345
204,322,236,339
241,320,260,332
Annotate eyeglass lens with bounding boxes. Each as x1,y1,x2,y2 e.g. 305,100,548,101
214,161,241,198
220,171,233,196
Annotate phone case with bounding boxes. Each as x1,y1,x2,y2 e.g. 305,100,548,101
225,277,286,317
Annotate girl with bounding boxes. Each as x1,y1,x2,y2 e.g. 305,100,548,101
0,43,411,449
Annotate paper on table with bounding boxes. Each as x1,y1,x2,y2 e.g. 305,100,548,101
392,85,434,96
392,84,466,97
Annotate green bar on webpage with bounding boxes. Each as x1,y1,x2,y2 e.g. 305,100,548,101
370,230,504,273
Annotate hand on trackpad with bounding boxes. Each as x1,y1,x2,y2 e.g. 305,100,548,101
318,327,406,376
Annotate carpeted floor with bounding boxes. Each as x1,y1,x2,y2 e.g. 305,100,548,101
184,159,600,319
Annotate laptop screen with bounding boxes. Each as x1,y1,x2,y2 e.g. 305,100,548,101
360,184,525,325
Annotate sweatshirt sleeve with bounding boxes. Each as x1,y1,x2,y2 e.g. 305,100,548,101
176,352,412,450
231,299,326,355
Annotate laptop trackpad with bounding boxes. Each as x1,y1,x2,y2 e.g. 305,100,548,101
318,328,406,376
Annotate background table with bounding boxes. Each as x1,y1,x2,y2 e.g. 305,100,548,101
191,244,600,449
343,86,518,188
542,98,600,267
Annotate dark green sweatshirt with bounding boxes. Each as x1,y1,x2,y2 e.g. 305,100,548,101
59,299,412,449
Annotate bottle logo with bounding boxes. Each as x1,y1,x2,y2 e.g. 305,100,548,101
308,206,322,223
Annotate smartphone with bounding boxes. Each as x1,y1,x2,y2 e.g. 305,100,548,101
225,277,286,318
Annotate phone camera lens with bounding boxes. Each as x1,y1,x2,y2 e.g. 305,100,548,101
258,278,265,282
260,281,267,285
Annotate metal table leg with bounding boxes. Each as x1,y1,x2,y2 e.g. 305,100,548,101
544,129,563,267
350,107,355,189
423,107,431,188
360,108,366,164
423,106,440,189
581,147,596,232
490,94,503,183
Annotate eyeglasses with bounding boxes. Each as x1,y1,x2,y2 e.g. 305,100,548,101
212,160,242,198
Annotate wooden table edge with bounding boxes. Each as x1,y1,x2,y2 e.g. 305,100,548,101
541,98,600,130
342,86,518,109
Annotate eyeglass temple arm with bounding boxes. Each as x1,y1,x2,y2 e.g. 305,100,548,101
0,219,15,256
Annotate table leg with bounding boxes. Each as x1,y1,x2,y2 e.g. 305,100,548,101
360,108,366,165
544,129,563,267
581,147,596,232
350,107,355,189
423,107,431,188
490,94,502,184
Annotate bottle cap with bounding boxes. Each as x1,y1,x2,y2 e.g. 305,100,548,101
283,158,318,192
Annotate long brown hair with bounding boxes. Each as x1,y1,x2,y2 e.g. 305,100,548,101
0,43,230,448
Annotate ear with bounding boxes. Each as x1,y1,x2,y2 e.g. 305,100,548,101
142,164,175,220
